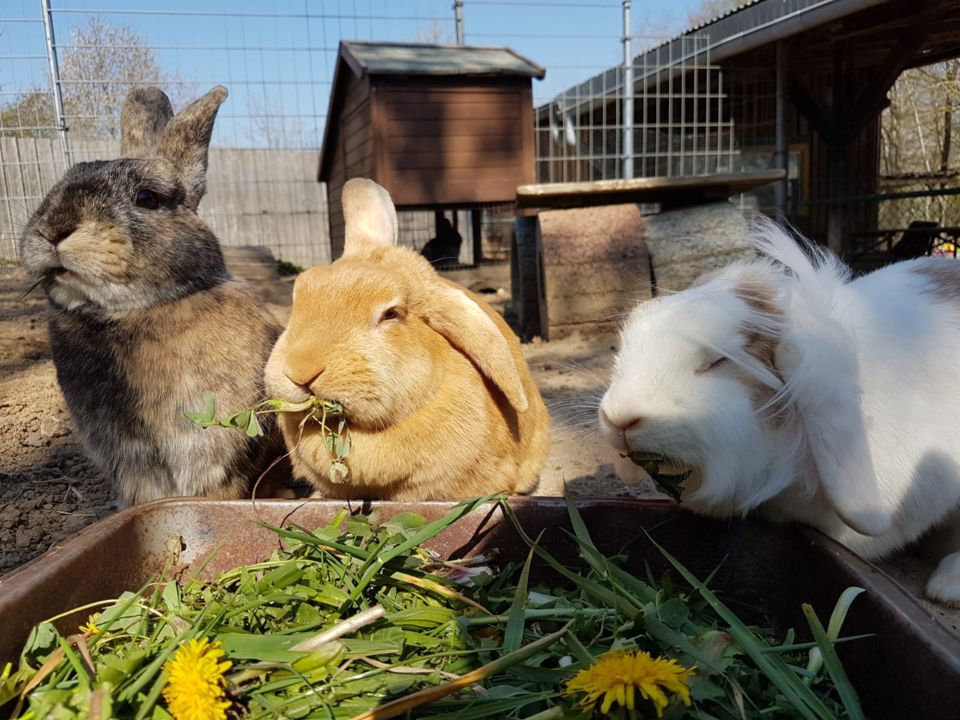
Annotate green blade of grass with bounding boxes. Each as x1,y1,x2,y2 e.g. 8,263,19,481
503,500,728,678
498,501,639,618
802,603,865,720
503,538,538,653
462,608,615,627
56,636,89,691
564,498,660,605
417,691,559,720
826,588,866,640
760,634,874,654
346,495,501,602
346,625,570,720
647,533,838,720
806,587,866,684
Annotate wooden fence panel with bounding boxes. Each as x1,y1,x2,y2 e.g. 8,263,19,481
1,139,435,267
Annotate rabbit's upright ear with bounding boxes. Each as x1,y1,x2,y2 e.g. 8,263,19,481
120,87,174,158
422,282,529,414
159,85,228,209
342,178,398,257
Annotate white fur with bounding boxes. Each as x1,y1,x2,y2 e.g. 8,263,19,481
601,222,960,603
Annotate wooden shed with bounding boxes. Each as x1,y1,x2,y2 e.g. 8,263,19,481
318,41,545,259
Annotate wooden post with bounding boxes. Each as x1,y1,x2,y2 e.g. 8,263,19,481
828,42,850,255
471,210,483,266
827,147,848,255
774,41,787,215
512,214,548,341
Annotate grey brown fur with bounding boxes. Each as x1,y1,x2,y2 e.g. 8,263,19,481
120,87,173,159
19,86,285,504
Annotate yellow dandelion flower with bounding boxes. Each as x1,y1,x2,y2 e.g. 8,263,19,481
563,649,695,718
162,637,233,720
79,613,101,636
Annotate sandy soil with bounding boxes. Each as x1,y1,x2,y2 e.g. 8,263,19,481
0,266,658,576
0,265,116,575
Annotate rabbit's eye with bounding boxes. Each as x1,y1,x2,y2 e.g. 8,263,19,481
378,306,405,324
695,356,728,374
135,189,160,210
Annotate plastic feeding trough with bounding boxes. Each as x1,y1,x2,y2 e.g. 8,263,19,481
0,498,958,718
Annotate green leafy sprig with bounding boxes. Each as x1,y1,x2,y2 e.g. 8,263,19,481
186,393,351,484
623,451,691,502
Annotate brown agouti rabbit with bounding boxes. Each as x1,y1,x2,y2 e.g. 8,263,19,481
19,85,285,504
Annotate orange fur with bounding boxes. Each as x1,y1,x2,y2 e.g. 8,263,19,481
265,179,549,499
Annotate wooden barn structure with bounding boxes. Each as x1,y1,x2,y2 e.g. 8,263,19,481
318,41,544,260
537,0,960,257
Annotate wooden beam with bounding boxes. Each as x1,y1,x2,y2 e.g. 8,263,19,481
511,215,548,341
789,73,838,146
850,4,933,131
515,170,785,211
471,210,483,265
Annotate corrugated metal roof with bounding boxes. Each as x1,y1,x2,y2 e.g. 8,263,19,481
341,41,545,79
685,0,765,33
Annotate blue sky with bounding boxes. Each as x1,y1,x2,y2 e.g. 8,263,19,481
2,0,709,147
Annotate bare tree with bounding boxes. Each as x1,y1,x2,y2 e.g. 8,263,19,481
1,18,184,140
880,60,959,225
686,0,742,28
415,21,456,45
246,91,308,149
0,89,55,137
882,60,959,176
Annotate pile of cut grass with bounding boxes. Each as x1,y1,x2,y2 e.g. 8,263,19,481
0,497,867,719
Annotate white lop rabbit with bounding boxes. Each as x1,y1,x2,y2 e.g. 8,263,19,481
599,221,960,603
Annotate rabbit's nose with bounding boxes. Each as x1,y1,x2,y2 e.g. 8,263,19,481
47,227,75,246
284,367,323,392
600,407,645,433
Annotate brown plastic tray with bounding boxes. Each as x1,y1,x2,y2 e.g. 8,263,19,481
1,497,958,718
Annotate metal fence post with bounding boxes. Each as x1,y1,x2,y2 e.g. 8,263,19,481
622,0,634,179
453,0,464,45
40,0,71,168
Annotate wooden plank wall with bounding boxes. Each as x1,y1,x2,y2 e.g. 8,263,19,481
327,72,374,259
378,78,534,206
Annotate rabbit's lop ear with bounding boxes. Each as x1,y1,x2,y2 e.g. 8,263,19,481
424,283,529,414
342,178,398,257
120,87,174,158
814,432,893,537
795,381,893,536
159,85,228,209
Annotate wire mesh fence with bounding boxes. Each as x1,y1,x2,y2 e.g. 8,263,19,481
1,0,464,264
6,0,944,266
0,1,758,265
2,1,711,265
535,33,736,184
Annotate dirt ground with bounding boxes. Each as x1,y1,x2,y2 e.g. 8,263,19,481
2,264,958,638
0,265,117,575
0,265,658,576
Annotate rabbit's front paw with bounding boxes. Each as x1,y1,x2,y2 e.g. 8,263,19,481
926,551,960,605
